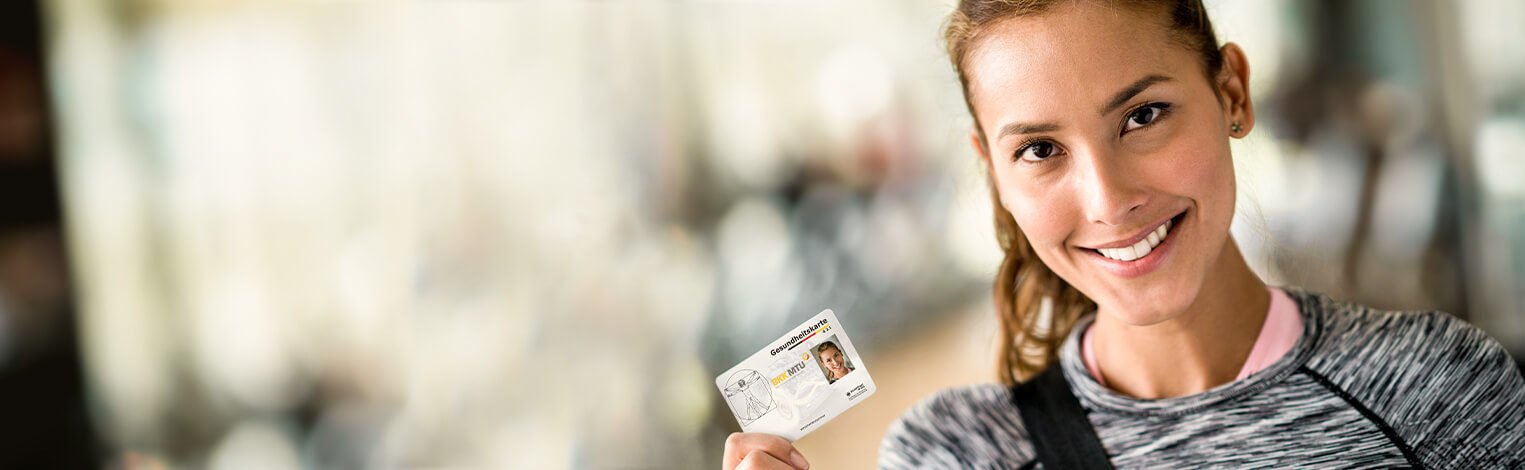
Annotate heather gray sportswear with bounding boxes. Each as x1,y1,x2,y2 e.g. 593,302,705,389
880,289,1525,468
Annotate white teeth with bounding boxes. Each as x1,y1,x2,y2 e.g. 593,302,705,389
1096,218,1174,262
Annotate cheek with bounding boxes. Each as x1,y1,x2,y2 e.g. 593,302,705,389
1014,207,1075,261
993,171,1080,265
993,168,1069,233
1159,132,1235,216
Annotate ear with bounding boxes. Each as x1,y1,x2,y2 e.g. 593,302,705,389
971,127,1014,212
970,127,992,166
1216,42,1255,138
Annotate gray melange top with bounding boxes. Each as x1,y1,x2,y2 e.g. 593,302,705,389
879,289,1525,469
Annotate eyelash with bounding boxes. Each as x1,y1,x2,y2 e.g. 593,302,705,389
1123,102,1173,133
1010,101,1175,165
1011,138,1055,165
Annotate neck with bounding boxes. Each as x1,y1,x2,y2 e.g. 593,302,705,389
1090,240,1269,399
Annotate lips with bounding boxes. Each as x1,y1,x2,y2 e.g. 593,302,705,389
1096,218,1171,262
1078,211,1186,279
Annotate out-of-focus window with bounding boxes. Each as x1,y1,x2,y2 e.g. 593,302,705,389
1459,0,1525,351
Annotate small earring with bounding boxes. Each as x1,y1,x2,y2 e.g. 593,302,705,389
1231,122,1243,134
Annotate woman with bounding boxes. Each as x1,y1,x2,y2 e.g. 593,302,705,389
816,341,854,384
723,0,1525,468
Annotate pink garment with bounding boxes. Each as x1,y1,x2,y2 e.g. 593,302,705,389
1081,287,1302,387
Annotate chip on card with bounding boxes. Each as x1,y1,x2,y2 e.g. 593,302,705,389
715,309,876,441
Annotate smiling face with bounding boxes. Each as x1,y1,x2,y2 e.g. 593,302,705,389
966,1,1251,326
819,345,848,377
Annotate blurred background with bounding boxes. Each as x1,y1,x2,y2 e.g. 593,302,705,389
0,0,1521,468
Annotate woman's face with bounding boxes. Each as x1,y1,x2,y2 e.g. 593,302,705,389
820,347,847,376
966,2,1251,325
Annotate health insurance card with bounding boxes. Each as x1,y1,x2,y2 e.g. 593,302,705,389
714,309,876,441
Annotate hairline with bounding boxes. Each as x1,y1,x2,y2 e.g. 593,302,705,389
956,2,1224,152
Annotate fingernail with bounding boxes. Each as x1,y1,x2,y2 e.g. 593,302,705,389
790,450,810,470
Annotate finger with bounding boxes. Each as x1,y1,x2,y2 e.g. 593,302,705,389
737,449,796,470
723,433,808,470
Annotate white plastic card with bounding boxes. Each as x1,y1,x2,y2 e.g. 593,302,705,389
715,309,876,441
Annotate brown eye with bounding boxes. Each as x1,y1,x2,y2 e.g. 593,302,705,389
1123,103,1171,132
1016,141,1057,162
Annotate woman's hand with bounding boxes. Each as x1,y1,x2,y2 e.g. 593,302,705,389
722,432,810,470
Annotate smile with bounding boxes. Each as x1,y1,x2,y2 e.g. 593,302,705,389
1081,210,1187,277
1096,218,1172,261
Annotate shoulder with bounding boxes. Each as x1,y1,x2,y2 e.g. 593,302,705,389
1301,291,1516,384
878,383,1035,469
1297,291,1525,466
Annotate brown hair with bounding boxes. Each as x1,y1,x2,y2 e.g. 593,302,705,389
943,0,1224,384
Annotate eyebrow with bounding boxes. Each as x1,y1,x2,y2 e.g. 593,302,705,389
993,74,1174,142
1100,74,1172,115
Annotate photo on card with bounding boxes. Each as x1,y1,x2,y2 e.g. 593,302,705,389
811,336,855,384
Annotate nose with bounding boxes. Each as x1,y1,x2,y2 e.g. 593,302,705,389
1077,147,1148,226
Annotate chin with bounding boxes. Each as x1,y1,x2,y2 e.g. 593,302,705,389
1092,281,1200,326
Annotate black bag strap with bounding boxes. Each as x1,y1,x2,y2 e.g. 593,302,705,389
1011,365,1115,469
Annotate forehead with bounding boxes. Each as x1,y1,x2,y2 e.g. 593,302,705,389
965,2,1197,124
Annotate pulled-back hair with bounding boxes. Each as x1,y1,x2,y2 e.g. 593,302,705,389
943,0,1224,384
